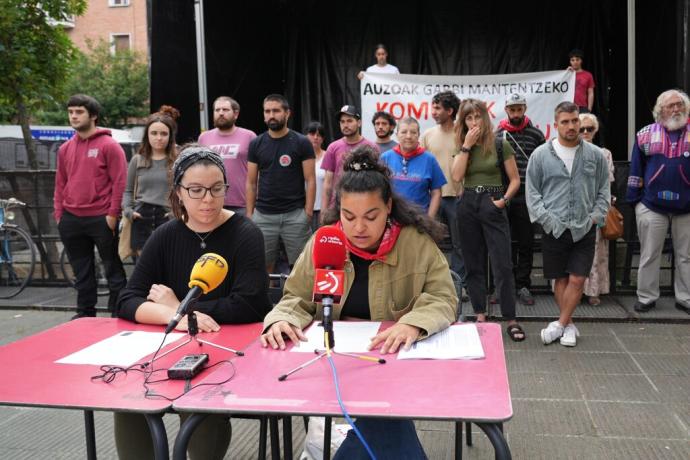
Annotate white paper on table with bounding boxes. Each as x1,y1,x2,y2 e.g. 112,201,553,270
55,331,185,366
291,321,381,353
397,324,485,360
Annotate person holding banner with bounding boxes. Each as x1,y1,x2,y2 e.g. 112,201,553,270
357,43,400,80
380,117,447,216
261,145,456,459
451,99,525,342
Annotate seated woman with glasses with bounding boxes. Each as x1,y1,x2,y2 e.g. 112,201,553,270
380,117,446,217
451,99,526,342
115,144,272,459
261,145,457,459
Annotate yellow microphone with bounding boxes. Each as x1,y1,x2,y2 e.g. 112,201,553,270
165,253,229,333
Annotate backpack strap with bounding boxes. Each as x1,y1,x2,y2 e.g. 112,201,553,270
494,138,510,190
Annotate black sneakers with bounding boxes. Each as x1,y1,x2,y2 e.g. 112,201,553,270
633,301,656,313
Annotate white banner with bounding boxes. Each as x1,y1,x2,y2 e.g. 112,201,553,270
360,70,575,142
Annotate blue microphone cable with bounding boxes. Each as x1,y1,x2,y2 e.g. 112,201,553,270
326,351,377,460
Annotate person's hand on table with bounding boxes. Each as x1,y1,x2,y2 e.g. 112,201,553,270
176,311,220,333
147,284,179,308
260,321,307,350
368,323,421,354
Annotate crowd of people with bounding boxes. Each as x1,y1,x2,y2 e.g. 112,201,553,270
51,42,690,457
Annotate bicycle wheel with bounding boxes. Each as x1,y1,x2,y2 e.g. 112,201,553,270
0,225,36,299
60,247,110,296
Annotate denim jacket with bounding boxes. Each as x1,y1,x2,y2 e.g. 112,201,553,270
263,226,457,339
526,139,610,242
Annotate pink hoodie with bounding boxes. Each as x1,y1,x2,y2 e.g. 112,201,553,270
53,129,127,220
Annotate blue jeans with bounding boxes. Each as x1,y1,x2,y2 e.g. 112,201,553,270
333,418,427,460
441,197,466,286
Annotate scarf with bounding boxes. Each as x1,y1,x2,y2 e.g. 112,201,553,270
636,122,690,159
498,116,530,133
336,220,402,262
393,144,426,160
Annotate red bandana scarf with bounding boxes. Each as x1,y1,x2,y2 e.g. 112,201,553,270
498,116,530,133
336,221,403,261
393,144,426,160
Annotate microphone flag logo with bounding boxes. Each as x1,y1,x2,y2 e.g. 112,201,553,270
313,268,345,302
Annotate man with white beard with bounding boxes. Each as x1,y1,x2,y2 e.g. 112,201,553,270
626,89,690,315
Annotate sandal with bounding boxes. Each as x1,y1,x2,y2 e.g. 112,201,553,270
588,296,601,306
506,324,526,342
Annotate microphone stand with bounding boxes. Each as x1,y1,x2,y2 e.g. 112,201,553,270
143,310,244,368
278,299,385,382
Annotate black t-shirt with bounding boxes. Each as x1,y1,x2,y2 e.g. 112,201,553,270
248,130,315,214
340,253,372,320
118,215,272,323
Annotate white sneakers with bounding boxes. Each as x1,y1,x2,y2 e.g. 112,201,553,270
540,321,564,344
540,321,580,347
559,323,580,347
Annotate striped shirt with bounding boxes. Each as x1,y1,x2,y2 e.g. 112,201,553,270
495,121,546,197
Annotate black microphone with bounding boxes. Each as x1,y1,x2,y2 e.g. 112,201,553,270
164,253,229,334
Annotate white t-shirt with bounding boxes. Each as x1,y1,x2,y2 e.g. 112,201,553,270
313,154,326,211
552,139,578,175
365,63,400,74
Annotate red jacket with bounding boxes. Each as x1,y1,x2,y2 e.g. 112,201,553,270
53,129,127,220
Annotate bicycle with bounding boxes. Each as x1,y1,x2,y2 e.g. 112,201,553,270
59,246,110,297
0,198,36,299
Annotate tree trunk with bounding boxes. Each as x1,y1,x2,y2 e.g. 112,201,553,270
16,95,39,170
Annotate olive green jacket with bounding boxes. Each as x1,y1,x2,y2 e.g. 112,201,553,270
263,226,458,339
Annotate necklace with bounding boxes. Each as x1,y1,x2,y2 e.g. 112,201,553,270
192,227,216,249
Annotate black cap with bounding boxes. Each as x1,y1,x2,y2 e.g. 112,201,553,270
338,105,360,120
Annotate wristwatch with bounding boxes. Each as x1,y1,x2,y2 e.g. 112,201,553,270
459,146,471,153
502,195,510,206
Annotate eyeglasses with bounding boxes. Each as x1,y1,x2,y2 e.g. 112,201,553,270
401,158,409,176
179,184,229,199
579,127,595,133
664,101,684,110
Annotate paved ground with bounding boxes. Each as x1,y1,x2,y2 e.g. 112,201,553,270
0,288,688,459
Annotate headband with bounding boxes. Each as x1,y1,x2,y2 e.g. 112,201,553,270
172,146,227,185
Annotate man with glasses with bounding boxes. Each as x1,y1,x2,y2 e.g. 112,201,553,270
626,89,690,315
380,117,446,216
198,96,256,214
246,94,316,273
495,94,546,306
321,105,377,210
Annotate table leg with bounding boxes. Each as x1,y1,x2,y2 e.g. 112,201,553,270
323,416,332,460
84,410,97,460
173,413,208,460
269,416,280,460
258,417,267,460
283,416,293,460
145,413,170,460
476,423,512,460
454,421,462,460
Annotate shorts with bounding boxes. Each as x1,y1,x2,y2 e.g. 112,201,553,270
542,227,596,279
252,207,311,266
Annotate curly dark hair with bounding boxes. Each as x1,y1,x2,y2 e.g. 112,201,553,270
321,145,446,243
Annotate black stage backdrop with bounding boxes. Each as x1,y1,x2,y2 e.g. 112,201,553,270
150,0,687,161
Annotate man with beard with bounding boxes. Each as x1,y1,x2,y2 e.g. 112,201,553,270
246,94,315,272
372,111,398,153
495,94,546,306
321,105,377,209
626,89,690,315
198,96,256,213
420,91,466,288
526,102,610,346
54,94,128,318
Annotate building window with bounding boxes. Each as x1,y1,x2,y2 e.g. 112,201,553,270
109,0,130,7
110,34,131,54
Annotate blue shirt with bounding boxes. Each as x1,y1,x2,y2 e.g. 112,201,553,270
381,150,447,210
526,139,610,242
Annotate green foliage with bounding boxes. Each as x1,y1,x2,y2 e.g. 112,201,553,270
62,40,150,127
0,0,86,119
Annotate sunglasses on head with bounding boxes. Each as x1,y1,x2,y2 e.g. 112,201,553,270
579,127,595,133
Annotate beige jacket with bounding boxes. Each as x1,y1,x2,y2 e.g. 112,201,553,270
264,226,458,339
